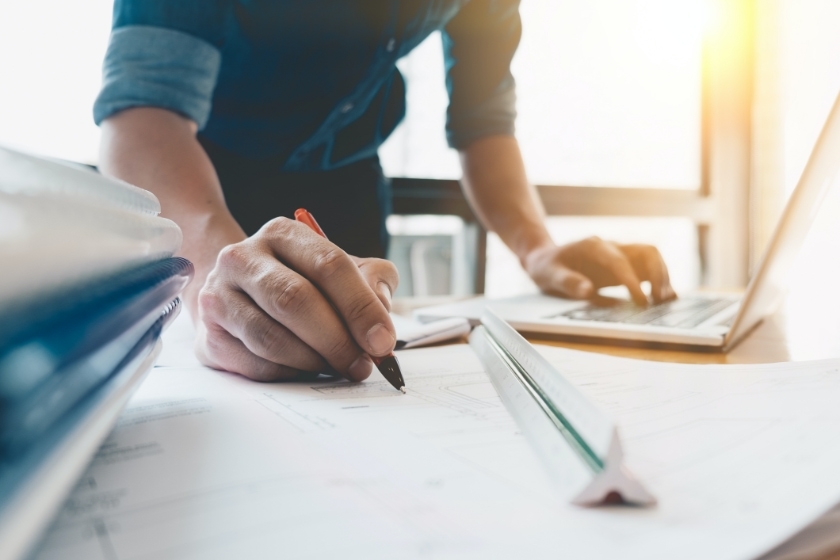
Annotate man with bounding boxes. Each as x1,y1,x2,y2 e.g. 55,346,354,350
96,0,675,383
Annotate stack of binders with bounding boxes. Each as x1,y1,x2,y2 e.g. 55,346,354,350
0,146,193,559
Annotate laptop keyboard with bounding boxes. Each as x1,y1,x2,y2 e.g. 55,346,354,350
554,297,736,329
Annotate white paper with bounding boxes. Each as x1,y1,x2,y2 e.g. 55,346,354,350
30,316,840,560
391,313,471,349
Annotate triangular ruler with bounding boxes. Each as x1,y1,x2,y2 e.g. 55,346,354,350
470,309,655,507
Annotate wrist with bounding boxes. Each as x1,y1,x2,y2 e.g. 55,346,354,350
513,227,555,269
178,211,247,318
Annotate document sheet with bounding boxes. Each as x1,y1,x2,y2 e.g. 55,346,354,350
390,313,471,349
31,318,840,560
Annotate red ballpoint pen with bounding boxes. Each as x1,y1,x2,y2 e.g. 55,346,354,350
294,208,406,393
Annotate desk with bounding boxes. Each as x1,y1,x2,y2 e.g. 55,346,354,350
27,292,840,560
395,290,840,366
534,301,840,366
394,283,840,560
535,291,840,560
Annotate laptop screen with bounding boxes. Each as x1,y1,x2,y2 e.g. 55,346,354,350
727,92,840,348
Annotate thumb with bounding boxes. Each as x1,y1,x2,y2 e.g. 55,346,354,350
551,267,594,300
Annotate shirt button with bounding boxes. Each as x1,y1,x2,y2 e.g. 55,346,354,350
341,102,354,113
386,38,396,52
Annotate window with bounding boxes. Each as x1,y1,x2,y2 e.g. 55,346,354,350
379,33,460,180
7,1,820,300
774,1,840,196
0,1,111,163
382,1,713,297
381,0,706,189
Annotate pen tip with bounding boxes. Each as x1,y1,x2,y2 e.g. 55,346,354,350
374,354,406,394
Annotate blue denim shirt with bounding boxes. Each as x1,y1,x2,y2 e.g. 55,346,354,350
94,0,521,171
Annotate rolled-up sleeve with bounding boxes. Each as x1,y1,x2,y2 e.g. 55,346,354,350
93,25,222,129
442,0,521,150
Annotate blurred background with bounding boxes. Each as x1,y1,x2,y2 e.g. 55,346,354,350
1,0,839,300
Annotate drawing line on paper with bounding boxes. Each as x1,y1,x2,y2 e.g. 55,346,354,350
93,518,119,560
256,393,336,432
310,373,499,417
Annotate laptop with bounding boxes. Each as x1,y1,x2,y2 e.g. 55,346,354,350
416,92,840,351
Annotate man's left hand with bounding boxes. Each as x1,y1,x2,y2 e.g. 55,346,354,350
523,237,677,306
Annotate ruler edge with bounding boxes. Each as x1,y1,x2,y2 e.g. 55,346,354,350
471,314,657,507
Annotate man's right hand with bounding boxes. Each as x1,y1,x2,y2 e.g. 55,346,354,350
194,217,400,382
99,108,398,382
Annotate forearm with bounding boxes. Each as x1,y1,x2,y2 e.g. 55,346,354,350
98,107,246,316
458,135,553,265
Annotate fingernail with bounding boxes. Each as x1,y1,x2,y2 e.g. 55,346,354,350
348,355,373,381
377,281,392,306
366,323,395,355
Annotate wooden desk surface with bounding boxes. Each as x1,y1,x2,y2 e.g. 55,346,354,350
396,286,840,366
530,301,840,365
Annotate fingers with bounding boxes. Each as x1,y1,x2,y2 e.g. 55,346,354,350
199,288,325,372
353,256,399,311
195,217,398,382
203,217,394,382
532,237,652,305
620,245,677,304
195,322,309,382
584,238,648,306
258,218,396,357
549,267,594,299
220,247,374,380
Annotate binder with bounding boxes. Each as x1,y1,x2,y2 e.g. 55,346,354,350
0,144,183,311
0,301,180,560
0,144,193,559
0,191,182,309
0,145,160,215
0,258,193,454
